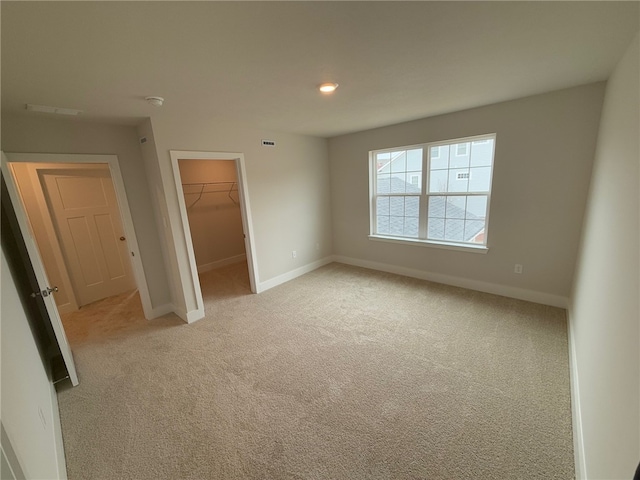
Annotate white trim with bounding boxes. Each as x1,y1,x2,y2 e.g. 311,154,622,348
197,253,247,274
257,256,333,293
3,153,155,320
370,133,496,247
369,234,489,254
331,255,569,308
168,150,259,324
148,303,175,319
173,305,187,322
186,308,205,323
428,132,496,149
56,303,75,315
172,304,204,324
566,307,587,479
169,153,206,320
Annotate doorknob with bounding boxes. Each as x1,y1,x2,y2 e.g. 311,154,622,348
31,286,59,298
120,236,126,241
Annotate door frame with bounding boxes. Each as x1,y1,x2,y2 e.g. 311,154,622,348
2,153,155,320
169,150,258,321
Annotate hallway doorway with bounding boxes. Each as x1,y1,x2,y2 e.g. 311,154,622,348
11,162,139,313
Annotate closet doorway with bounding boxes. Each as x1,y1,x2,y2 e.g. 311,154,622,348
171,151,258,315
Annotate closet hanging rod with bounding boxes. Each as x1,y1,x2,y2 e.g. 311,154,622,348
183,181,239,208
182,181,237,186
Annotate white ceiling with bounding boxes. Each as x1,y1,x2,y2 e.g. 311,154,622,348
2,1,638,138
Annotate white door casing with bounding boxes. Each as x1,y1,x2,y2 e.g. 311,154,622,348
168,150,259,323
40,168,136,306
1,152,79,386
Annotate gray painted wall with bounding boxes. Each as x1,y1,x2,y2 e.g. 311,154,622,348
1,246,67,479
1,116,172,311
329,83,605,299
569,35,639,479
146,114,332,315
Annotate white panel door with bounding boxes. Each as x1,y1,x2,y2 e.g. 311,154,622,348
1,153,79,386
41,168,136,306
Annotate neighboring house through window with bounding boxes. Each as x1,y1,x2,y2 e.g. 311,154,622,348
456,143,469,156
370,134,496,250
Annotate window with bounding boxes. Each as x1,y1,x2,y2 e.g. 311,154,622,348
370,134,495,249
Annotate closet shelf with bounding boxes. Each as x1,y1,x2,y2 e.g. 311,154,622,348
182,181,239,208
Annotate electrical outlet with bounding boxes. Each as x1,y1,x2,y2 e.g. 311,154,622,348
315,243,320,251
292,250,297,259
514,264,523,274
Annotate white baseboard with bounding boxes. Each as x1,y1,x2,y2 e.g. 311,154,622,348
172,304,205,324
186,307,205,324
56,303,75,315
256,256,334,293
331,255,569,308
147,303,175,320
197,254,246,274
566,307,586,479
173,305,188,323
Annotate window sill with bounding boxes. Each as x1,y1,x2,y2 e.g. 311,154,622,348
368,235,489,254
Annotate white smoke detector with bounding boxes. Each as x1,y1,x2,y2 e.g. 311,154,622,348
145,96,164,107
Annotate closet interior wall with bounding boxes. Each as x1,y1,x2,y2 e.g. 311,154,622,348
177,159,246,273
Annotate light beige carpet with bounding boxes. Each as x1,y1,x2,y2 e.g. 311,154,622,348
58,262,574,479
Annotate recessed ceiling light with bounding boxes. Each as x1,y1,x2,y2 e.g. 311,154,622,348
319,83,339,94
145,96,165,107
26,104,82,115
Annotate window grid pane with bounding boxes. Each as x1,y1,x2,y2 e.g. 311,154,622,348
426,194,489,244
375,194,421,238
373,136,494,246
377,149,423,195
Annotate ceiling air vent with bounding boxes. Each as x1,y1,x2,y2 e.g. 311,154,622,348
26,104,82,116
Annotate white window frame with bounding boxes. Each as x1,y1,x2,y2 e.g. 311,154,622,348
369,133,496,253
